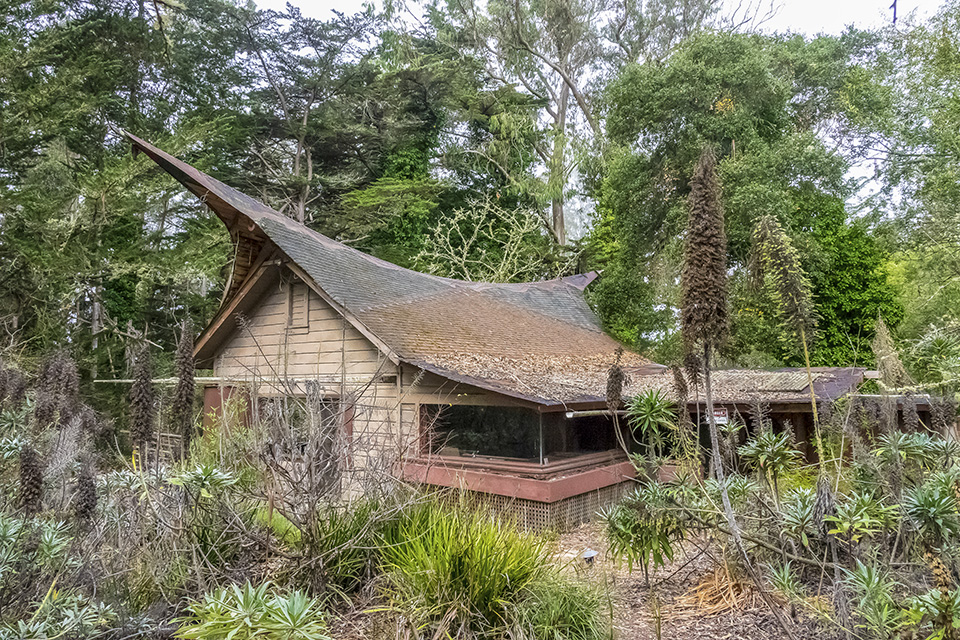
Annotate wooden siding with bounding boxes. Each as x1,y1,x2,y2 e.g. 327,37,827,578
214,274,389,381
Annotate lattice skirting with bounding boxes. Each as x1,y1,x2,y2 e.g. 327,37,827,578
448,481,634,532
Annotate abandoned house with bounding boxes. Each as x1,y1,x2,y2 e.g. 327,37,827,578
126,133,879,530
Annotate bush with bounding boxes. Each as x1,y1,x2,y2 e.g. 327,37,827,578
378,500,550,636
301,499,383,596
511,576,610,640
175,581,331,640
600,482,685,584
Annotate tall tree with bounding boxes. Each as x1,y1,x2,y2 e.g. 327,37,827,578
593,30,891,359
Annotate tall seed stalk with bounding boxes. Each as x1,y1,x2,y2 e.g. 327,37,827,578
172,320,196,460
681,148,796,639
130,344,155,465
750,215,824,472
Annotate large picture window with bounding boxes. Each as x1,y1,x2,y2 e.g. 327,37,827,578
422,404,541,460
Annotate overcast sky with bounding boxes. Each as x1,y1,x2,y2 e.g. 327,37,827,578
253,0,943,35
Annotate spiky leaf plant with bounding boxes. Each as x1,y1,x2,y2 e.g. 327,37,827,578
176,581,332,640
903,481,960,547
627,390,677,460
129,345,155,458
19,444,43,516
172,320,196,459
738,430,801,503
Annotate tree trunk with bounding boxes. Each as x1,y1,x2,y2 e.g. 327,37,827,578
549,82,570,245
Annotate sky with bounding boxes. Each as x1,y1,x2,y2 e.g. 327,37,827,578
254,0,944,34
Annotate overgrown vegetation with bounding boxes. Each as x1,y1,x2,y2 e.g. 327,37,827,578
0,353,609,639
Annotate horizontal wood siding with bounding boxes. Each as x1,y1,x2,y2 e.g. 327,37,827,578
215,278,388,380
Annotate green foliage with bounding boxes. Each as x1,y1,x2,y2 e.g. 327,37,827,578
600,482,686,582
826,491,900,544
908,587,960,640
175,581,332,640
780,487,817,548
378,500,550,635
302,500,383,596
768,562,803,601
626,390,677,459
902,481,960,545
737,430,801,495
874,431,939,471
845,561,907,639
512,576,610,640
0,590,117,640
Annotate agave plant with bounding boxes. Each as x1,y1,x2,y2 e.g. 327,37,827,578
738,430,801,504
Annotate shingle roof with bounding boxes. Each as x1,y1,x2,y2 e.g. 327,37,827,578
412,354,866,407
125,133,642,403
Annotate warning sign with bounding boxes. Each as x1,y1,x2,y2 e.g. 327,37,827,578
713,407,728,425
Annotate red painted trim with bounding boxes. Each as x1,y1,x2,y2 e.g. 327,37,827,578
401,459,636,503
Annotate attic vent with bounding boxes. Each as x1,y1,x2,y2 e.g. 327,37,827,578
287,280,310,333
758,372,817,392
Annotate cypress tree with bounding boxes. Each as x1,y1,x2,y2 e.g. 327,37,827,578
171,320,196,459
129,345,155,461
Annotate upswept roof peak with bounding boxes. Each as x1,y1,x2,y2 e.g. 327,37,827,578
125,132,644,405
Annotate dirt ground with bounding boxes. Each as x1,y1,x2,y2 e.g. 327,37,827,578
558,523,837,640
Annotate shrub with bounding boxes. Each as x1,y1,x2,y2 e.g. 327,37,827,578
378,500,549,636
601,482,685,584
780,487,817,548
626,390,677,459
903,481,960,546
511,576,610,640
175,581,331,640
827,491,899,545
844,561,907,640
301,499,383,596
907,586,960,640
737,430,801,500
